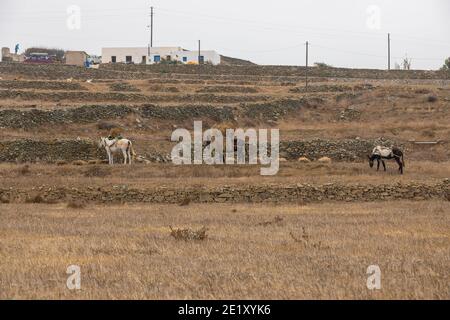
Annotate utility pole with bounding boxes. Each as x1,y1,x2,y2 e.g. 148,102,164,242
148,6,154,60
305,41,309,92
198,40,201,65
150,6,154,47
387,33,391,71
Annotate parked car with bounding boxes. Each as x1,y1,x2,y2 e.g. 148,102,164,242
24,52,55,64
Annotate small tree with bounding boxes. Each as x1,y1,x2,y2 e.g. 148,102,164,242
314,62,332,68
402,55,411,70
441,57,450,71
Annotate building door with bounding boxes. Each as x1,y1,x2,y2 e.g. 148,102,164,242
154,55,160,63
126,56,132,63
142,56,146,64
199,56,204,64
111,56,116,63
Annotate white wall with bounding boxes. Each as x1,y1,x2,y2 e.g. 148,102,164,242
101,47,221,65
173,50,221,65
102,47,148,64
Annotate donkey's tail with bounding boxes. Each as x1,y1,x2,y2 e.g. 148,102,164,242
130,143,137,158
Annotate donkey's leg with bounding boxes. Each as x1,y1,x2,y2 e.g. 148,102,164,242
376,159,380,171
128,150,132,165
395,158,403,174
107,149,112,165
382,160,386,171
122,149,128,165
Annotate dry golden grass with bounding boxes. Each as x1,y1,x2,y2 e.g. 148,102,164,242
0,161,448,190
0,201,448,299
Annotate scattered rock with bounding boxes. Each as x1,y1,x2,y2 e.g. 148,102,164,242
318,157,332,163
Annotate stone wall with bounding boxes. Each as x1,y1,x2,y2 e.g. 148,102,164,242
101,64,450,79
0,90,269,104
0,138,406,163
0,80,87,90
280,139,403,161
0,99,311,129
0,180,448,204
1,62,449,80
0,139,104,163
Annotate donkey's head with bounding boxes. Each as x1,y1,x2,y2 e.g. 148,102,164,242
368,155,375,168
98,137,106,149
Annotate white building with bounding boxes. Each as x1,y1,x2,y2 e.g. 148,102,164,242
101,47,221,65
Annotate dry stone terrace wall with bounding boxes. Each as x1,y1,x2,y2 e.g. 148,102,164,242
0,105,134,128
0,139,169,163
0,139,104,163
280,139,404,161
101,63,450,80
0,138,405,163
0,80,87,91
1,62,449,80
0,180,448,204
0,90,270,104
0,99,312,128
0,104,234,129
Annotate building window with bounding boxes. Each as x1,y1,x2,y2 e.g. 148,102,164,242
182,57,187,62
126,56,132,63
154,55,161,62
111,56,116,63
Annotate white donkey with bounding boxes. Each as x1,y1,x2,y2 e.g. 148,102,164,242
99,137,136,165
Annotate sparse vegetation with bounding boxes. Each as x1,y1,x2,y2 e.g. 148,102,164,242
256,215,284,227
314,62,333,68
67,200,86,209
169,225,208,241
18,164,30,175
83,165,111,177
25,193,45,204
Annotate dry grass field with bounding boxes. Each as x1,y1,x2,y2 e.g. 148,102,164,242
1,201,449,299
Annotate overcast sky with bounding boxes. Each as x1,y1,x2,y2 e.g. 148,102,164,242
1,0,449,69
